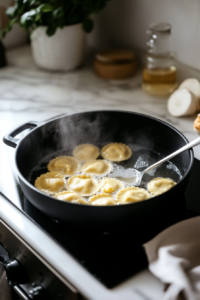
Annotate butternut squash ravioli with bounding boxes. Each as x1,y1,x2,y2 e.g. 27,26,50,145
34,142,176,206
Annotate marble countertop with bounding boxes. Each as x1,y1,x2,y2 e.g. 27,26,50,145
0,46,199,159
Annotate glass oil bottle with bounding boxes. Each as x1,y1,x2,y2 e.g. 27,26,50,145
142,23,178,96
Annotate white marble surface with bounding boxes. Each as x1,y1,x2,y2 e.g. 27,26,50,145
0,45,199,160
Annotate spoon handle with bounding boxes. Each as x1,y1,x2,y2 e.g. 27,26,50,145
143,136,200,175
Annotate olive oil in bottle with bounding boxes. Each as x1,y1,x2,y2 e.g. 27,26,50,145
142,23,178,96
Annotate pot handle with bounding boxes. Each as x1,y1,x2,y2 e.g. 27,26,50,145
3,121,39,148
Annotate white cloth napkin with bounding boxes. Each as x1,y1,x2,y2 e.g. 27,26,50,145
143,216,200,300
0,263,13,300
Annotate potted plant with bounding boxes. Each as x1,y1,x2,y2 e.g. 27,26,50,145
3,0,111,71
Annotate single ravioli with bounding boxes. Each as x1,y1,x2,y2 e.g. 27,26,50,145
100,178,124,194
81,160,112,176
194,114,200,133
55,191,87,204
116,187,151,204
73,144,100,162
67,174,99,196
89,194,116,206
148,177,176,196
48,156,79,176
101,143,132,162
35,172,65,194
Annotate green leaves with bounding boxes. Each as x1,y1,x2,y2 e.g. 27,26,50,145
6,4,18,18
3,0,111,37
38,4,54,13
20,4,54,28
46,25,56,36
83,18,94,33
82,0,94,13
20,10,36,27
53,7,64,19
2,18,17,38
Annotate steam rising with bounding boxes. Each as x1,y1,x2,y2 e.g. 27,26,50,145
23,111,185,186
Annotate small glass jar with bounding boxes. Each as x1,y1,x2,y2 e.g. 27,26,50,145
142,22,178,96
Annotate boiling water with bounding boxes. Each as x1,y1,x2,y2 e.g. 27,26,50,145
28,143,182,190
107,145,182,189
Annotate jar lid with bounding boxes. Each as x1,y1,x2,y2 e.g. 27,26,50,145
95,50,135,64
149,22,171,34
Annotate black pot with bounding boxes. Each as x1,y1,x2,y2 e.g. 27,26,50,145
3,110,194,231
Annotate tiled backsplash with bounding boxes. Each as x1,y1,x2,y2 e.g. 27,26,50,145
88,0,200,70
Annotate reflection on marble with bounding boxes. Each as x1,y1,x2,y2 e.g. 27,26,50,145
0,46,199,161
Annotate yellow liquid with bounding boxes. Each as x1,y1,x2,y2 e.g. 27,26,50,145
142,66,178,96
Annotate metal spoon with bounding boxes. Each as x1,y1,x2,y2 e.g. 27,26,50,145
112,136,200,185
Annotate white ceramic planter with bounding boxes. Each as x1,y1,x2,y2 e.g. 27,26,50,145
31,23,86,71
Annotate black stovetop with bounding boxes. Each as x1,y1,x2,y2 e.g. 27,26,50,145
1,151,200,288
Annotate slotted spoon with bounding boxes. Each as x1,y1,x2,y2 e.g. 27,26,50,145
112,136,200,185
